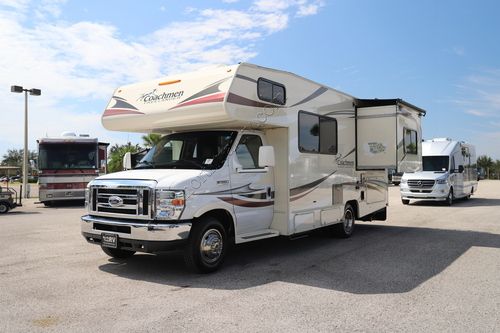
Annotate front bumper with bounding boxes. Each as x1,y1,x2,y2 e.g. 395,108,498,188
81,214,191,253
400,184,449,201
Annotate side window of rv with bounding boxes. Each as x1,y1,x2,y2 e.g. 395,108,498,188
404,128,418,154
257,78,286,105
236,135,263,169
298,111,337,155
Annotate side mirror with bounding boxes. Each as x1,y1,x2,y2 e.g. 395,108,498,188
122,152,132,170
258,146,275,167
458,165,464,173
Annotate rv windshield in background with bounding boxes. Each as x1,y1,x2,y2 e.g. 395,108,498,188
135,131,237,170
422,155,449,172
38,143,98,170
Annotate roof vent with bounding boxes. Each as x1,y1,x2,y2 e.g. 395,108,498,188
79,134,90,137
61,131,77,137
431,137,452,142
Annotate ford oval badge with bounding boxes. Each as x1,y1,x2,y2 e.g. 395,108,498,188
108,195,124,207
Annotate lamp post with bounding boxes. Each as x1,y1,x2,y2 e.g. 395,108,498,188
10,85,41,199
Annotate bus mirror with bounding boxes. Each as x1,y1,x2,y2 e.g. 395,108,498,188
458,165,464,173
123,152,132,170
258,146,275,167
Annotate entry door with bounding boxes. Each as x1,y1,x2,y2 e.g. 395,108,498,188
229,134,274,235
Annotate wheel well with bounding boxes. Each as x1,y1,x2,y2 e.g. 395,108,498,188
197,209,235,240
346,200,359,219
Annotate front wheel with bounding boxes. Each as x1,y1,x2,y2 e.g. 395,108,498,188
0,202,9,214
334,203,356,238
401,199,410,205
101,246,136,259
446,188,454,206
184,217,227,273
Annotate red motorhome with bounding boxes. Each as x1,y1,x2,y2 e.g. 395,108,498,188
37,133,108,206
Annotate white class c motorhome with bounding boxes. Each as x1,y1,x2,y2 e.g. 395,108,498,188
400,138,478,205
81,63,425,272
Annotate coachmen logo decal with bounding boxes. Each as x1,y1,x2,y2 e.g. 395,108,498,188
108,196,124,207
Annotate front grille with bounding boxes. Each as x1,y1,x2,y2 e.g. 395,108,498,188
90,186,152,220
408,179,435,189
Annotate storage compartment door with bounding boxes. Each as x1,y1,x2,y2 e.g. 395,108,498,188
356,106,397,170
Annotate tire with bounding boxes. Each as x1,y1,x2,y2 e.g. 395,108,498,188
0,202,9,214
334,203,356,238
43,201,52,207
101,246,135,259
402,199,410,205
184,217,227,273
446,188,454,206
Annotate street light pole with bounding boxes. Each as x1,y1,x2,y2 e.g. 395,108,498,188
11,85,41,199
23,90,28,199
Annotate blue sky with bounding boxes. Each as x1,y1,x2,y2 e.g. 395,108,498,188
1,0,500,159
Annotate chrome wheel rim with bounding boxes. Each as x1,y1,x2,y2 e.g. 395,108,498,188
200,228,223,264
344,209,354,233
0,204,7,213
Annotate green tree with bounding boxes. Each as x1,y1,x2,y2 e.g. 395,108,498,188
477,155,494,178
141,133,162,148
1,149,37,176
107,143,141,173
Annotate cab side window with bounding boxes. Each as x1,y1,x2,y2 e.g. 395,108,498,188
236,135,263,169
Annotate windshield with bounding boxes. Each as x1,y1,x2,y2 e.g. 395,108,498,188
135,131,237,170
39,143,97,170
423,155,449,171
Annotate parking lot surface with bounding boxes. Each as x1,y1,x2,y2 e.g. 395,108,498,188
1,181,499,332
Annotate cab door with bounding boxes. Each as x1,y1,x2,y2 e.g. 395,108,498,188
229,133,274,235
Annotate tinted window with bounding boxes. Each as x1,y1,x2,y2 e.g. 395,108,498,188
272,84,285,105
423,156,449,171
257,79,272,102
299,112,319,153
236,135,263,169
404,128,418,154
257,78,286,105
299,111,337,155
38,143,97,170
319,117,337,154
136,131,237,170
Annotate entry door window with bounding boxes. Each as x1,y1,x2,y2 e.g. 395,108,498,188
236,135,263,169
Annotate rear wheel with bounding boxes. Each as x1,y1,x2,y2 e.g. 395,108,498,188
0,202,9,214
101,246,135,259
184,217,227,273
43,201,52,207
334,204,355,238
401,199,410,205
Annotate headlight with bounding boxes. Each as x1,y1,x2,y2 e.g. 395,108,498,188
400,178,407,184
155,189,185,220
436,178,448,184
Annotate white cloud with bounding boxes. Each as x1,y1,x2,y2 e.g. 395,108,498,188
0,0,324,157
465,109,488,117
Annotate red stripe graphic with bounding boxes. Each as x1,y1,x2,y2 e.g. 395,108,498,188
39,182,88,190
171,92,225,110
39,170,97,175
103,108,145,117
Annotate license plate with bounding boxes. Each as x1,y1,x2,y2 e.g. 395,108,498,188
101,233,118,248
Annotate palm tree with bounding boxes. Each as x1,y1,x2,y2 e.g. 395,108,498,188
141,133,162,148
107,142,141,173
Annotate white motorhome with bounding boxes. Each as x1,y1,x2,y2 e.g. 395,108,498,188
81,63,425,272
400,138,477,205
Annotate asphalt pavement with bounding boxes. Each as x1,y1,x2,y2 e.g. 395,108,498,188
1,181,499,332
